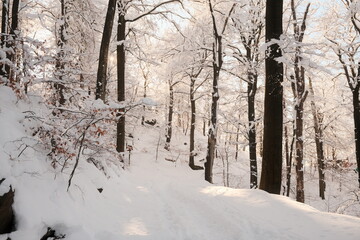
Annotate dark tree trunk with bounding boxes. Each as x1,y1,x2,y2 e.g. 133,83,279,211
248,76,257,189
1,0,9,37
95,0,117,101
7,0,19,83
235,124,239,161
10,0,19,35
295,102,305,202
205,37,221,183
259,0,284,194
353,88,360,187
189,77,196,167
285,125,291,197
203,118,206,136
205,0,234,183
116,11,126,154
141,75,148,125
0,0,9,79
290,1,310,202
165,83,174,150
309,78,326,199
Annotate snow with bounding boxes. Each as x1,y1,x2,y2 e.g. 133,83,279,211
1,86,360,240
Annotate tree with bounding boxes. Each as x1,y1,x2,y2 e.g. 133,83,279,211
259,0,284,194
7,0,19,84
0,0,10,80
309,77,326,199
95,0,117,101
343,0,360,188
54,0,68,106
0,0,20,85
329,0,360,187
114,0,180,156
164,76,176,150
205,0,235,183
230,0,264,189
289,0,310,203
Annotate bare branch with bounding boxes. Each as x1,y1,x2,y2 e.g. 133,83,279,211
125,0,180,22
221,3,236,35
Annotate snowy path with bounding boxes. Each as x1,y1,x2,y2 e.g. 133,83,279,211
93,159,360,240
4,152,360,240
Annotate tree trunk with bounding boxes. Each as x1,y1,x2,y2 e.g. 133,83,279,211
0,0,9,79
54,0,67,106
235,123,240,161
189,77,196,167
205,32,221,183
290,0,311,203
353,88,360,187
95,0,117,101
141,75,148,125
285,125,291,196
1,0,9,37
165,83,174,150
259,0,284,194
295,103,305,202
309,78,326,199
116,11,126,155
7,0,19,85
248,77,257,189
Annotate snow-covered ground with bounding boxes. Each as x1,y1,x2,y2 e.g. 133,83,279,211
1,86,360,240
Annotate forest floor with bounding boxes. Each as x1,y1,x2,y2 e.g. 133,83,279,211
1,85,360,240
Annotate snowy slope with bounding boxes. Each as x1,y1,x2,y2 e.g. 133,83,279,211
1,86,360,240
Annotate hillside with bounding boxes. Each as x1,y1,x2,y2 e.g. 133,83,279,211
1,86,360,240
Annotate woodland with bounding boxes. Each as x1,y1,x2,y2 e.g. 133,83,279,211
1,0,360,239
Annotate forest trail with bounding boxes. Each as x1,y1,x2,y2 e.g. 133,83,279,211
97,157,360,240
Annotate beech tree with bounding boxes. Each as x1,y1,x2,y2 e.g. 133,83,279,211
204,0,235,183
54,0,67,106
309,77,326,199
229,0,264,189
93,0,181,157
329,0,360,187
95,0,117,101
259,0,284,194
289,0,310,203
0,0,20,85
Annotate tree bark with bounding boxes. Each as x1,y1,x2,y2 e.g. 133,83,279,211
5,0,19,83
54,0,67,106
116,10,126,154
285,125,291,197
259,0,284,194
165,83,174,150
205,38,221,183
290,1,310,203
353,88,360,187
309,78,325,199
0,0,9,79
248,80,257,188
295,101,305,202
205,0,234,183
189,77,196,167
141,71,148,125
205,35,221,183
95,0,117,101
